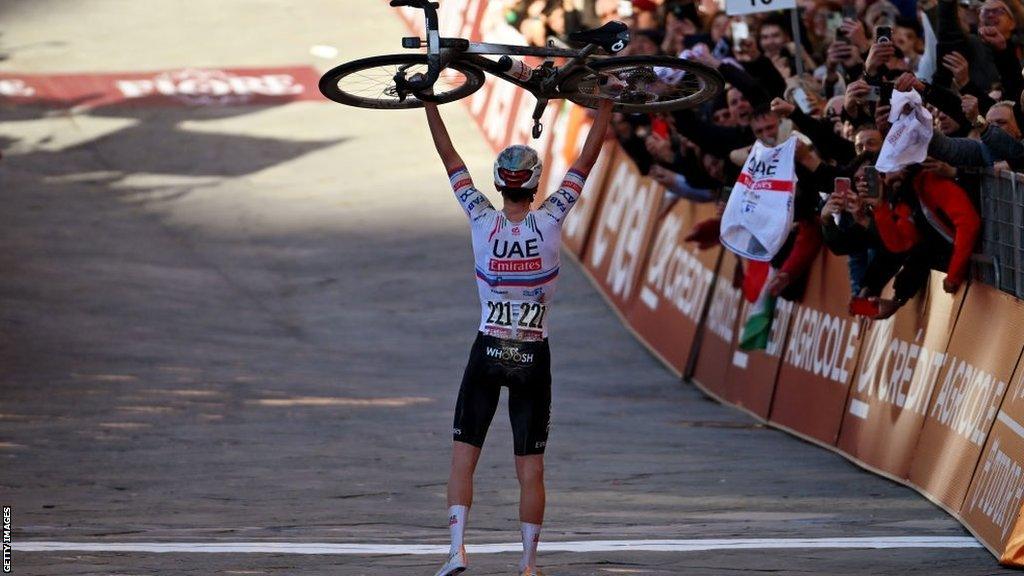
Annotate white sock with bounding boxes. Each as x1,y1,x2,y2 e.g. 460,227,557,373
448,505,468,552
520,522,541,570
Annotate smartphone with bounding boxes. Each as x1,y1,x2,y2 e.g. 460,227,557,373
826,12,844,36
792,87,813,114
651,116,670,138
880,82,894,104
849,297,881,317
865,166,881,198
618,0,633,17
731,21,750,51
875,25,893,43
865,84,881,102
834,177,852,196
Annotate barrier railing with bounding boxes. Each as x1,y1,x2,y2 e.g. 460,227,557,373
386,1,1024,566
980,169,1024,298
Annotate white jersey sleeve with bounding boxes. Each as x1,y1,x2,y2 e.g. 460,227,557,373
539,168,588,226
449,166,494,222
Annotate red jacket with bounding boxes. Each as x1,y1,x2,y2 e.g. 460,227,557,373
873,171,981,285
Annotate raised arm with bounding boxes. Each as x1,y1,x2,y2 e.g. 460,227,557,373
571,99,614,175
423,101,466,173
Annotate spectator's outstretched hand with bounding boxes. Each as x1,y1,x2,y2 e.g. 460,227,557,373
962,94,980,120
840,18,870,52
894,72,925,93
874,104,892,133
845,79,870,114
942,52,970,89
979,26,1008,51
827,42,862,69
820,192,845,220
648,165,676,187
871,297,900,320
767,271,792,297
865,42,896,75
770,97,795,118
645,133,674,163
923,158,957,178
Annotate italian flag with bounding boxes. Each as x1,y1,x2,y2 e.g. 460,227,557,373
739,264,776,351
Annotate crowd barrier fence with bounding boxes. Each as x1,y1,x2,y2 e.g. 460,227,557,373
387,1,1024,566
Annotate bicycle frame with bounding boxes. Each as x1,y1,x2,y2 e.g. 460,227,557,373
391,0,603,136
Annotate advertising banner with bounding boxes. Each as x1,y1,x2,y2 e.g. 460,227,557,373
962,357,1024,562
691,250,743,399
626,201,721,375
770,251,861,445
723,297,794,418
0,67,323,109
581,153,663,312
837,272,963,479
908,283,1024,511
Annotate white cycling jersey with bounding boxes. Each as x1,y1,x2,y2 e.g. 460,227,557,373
448,165,588,341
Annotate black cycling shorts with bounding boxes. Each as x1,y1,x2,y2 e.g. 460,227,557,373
453,332,551,456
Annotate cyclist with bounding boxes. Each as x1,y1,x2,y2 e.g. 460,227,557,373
420,92,613,576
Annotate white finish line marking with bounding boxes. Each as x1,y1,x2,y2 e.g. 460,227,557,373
14,537,981,555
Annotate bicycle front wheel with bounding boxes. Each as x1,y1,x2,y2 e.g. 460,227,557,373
560,56,724,113
319,54,485,109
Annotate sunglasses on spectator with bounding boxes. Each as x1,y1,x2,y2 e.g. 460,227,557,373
980,7,1009,17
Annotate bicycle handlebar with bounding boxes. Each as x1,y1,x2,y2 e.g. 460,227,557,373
389,0,442,91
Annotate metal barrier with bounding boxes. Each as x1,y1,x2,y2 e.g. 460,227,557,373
979,169,1024,298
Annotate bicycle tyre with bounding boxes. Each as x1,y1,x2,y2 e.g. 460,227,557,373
560,55,724,113
319,54,485,109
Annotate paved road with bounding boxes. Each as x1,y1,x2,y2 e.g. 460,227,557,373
0,1,1015,574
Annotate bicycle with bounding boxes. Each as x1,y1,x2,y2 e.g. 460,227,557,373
318,0,724,138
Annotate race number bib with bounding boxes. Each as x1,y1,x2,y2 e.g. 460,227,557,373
483,300,547,339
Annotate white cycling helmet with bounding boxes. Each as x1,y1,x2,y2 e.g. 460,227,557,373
494,144,542,189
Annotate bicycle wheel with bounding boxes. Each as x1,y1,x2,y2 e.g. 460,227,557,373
560,55,724,113
319,54,485,109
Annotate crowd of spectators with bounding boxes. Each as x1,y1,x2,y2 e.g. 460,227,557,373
508,0,1024,319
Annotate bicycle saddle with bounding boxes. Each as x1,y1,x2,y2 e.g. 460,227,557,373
568,21,630,53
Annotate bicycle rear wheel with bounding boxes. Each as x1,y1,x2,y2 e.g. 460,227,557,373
319,54,485,109
560,55,724,113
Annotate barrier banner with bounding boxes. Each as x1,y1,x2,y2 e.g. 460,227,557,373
837,272,963,479
963,357,1024,563
770,251,861,445
626,201,721,375
723,297,794,418
561,141,617,259
908,283,1024,511
0,67,322,109
691,250,742,398
582,153,663,312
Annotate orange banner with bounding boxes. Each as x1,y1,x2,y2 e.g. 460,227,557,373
691,250,742,399
770,251,861,445
723,297,795,419
837,272,964,479
963,360,1024,563
908,283,1024,512
625,201,721,375
581,153,663,312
